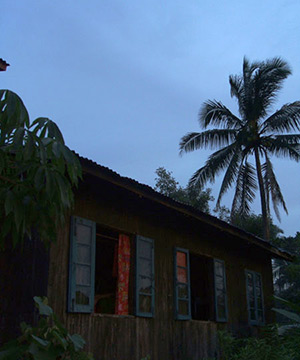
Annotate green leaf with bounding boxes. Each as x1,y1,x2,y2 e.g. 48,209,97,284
45,168,54,197
23,132,35,160
13,198,23,231
39,142,47,164
52,313,67,336
31,335,50,347
51,141,61,158
33,296,53,316
68,334,86,351
55,174,70,207
41,137,53,147
4,191,14,216
272,307,300,323
20,321,31,333
274,296,300,313
47,120,64,143
34,167,45,190
52,330,68,350
13,127,25,147
4,90,17,120
30,117,47,131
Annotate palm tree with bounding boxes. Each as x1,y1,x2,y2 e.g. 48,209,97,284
179,57,300,240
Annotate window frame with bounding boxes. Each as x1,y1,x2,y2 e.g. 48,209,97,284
68,216,96,313
245,270,265,325
213,259,228,322
174,247,191,320
135,235,155,318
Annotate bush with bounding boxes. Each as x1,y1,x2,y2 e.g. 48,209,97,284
218,324,300,360
0,297,93,360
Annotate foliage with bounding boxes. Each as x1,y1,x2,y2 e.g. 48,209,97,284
272,233,300,303
0,90,81,247
0,297,93,360
232,212,283,241
272,296,300,336
218,326,300,360
154,167,214,213
180,57,300,240
213,205,231,222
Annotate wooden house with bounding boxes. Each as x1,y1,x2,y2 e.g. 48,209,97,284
0,155,292,359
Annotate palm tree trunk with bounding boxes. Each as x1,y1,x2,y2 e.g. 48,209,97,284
254,148,270,241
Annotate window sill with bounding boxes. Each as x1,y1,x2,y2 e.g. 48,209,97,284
189,319,216,324
92,313,135,319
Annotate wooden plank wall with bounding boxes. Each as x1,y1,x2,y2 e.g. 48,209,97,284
0,232,49,344
47,174,273,359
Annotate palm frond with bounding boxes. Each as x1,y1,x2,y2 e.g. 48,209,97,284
216,148,243,208
199,100,243,129
262,154,288,221
242,57,261,118
229,75,245,118
264,136,300,161
252,57,292,118
273,134,300,144
179,129,237,155
261,102,300,133
231,161,257,219
188,144,236,188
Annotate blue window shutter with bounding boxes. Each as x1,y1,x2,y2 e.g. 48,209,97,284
135,235,155,317
254,272,265,325
174,247,191,320
245,270,264,325
213,259,228,322
68,216,96,313
245,270,256,325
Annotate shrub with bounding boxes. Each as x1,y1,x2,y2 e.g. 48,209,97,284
218,325,298,360
0,297,93,360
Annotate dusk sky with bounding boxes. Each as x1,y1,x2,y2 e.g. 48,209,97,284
2,0,300,236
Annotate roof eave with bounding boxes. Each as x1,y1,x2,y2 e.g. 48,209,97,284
79,156,293,262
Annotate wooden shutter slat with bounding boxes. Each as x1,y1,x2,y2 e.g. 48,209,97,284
174,247,191,320
214,259,228,322
135,235,155,317
68,216,96,313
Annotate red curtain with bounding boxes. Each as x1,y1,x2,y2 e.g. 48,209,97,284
115,234,130,315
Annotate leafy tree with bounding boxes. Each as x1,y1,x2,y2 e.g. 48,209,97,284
272,232,300,303
180,57,300,240
154,167,214,213
213,205,231,222
0,90,81,247
232,213,283,241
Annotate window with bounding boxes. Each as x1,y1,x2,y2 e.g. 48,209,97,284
174,249,228,322
214,259,228,322
68,216,155,316
68,216,136,315
94,227,127,314
174,248,191,320
68,216,96,313
246,270,264,325
135,235,155,317
190,254,215,321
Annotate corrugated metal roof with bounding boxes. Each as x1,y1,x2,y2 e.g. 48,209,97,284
77,153,293,261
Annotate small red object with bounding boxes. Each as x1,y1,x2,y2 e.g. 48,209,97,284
0,58,10,71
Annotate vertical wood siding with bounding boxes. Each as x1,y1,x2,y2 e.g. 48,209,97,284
0,233,49,344
47,175,274,359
